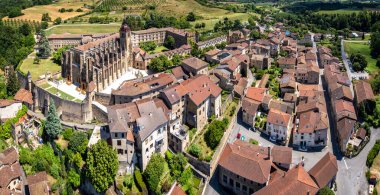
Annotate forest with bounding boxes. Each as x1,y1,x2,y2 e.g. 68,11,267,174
0,0,53,18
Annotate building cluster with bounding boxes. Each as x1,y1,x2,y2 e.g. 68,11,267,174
218,140,338,194
0,147,50,195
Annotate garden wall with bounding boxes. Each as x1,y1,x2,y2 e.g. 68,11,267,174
183,151,211,176
95,92,112,106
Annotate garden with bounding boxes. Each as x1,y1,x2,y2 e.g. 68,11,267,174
188,100,237,162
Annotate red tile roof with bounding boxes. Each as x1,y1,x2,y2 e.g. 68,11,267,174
272,146,292,165
254,164,319,195
246,87,267,102
14,88,33,105
181,75,222,106
218,140,272,184
355,80,375,104
0,99,18,108
267,109,291,127
182,57,208,70
308,152,338,188
335,100,357,121
242,97,260,115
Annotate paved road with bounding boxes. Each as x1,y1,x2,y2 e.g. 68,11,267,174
336,129,379,195
341,39,369,81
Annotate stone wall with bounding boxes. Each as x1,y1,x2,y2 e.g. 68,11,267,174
183,151,211,176
92,104,108,123
95,92,112,106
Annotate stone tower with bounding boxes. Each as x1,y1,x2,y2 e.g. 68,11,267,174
120,17,133,70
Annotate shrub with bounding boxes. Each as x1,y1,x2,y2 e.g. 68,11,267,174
179,167,193,186
204,119,229,149
62,128,74,140
317,187,334,195
367,140,380,167
205,155,212,162
143,154,170,194
189,144,202,158
250,139,259,145
76,8,83,12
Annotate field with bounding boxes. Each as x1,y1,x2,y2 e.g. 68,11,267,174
370,153,380,193
96,0,165,11
317,9,361,15
190,12,253,31
4,0,92,22
19,58,61,81
343,41,379,75
46,23,121,35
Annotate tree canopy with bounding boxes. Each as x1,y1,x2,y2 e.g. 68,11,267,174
350,53,367,71
149,55,173,72
85,141,118,193
143,153,170,194
164,35,176,50
68,131,89,156
45,98,62,140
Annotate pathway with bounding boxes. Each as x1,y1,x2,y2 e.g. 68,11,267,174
341,39,370,82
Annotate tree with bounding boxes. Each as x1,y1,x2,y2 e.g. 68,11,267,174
171,54,183,66
371,32,380,58
6,69,20,97
41,13,51,22
143,153,170,194
54,17,62,25
350,53,368,71
186,12,196,22
188,144,201,158
41,21,48,30
149,55,173,72
52,46,69,65
250,30,263,39
19,23,32,36
166,153,187,179
317,187,334,195
45,98,62,140
68,169,81,188
69,131,89,156
204,119,229,149
139,41,157,52
38,31,51,58
164,35,176,50
85,141,118,193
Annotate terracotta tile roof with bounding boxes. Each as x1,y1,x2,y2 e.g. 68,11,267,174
171,66,186,80
112,73,175,96
182,57,208,70
297,110,328,134
336,118,356,142
254,164,319,195
75,33,119,51
218,140,272,184
356,128,366,140
242,97,260,115
355,80,375,104
161,84,188,105
269,99,294,114
0,147,18,165
298,84,321,91
335,100,357,121
246,87,267,102
0,162,22,188
205,49,221,56
330,84,353,101
272,146,292,165
267,109,291,127
170,184,186,195
283,93,297,103
278,57,296,66
26,171,50,195
14,88,33,105
0,99,18,108
233,78,248,97
280,75,296,89
181,75,222,106
308,152,338,188
258,74,270,88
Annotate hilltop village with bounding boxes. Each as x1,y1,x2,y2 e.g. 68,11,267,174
0,15,377,195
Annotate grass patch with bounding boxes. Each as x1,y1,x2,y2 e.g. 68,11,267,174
4,0,92,22
190,12,254,31
316,9,361,15
344,41,379,76
149,46,169,54
46,23,121,35
39,83,52,90
55,135,69,150
44,85,80,102
19,57,61,81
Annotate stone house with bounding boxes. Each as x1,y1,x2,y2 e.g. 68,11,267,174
266,109,292,143
0,147,23,194
308,152,338,189
181,57,209,76
218,140,272,194
271,146,292,170
278,57,296,69
250,54,272,70
112,73,176,104
26,171,51,195
354,80,375,112
242,97,260,128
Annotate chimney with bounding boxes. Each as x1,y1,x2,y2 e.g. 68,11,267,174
238,146,240,150
268,146,271,158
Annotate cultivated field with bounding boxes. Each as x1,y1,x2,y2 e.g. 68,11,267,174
46,23,121,35
344,41,379,76
4,0,92,22
317,9,361,15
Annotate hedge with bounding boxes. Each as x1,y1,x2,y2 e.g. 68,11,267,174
134,169,148,195
367,140,380,167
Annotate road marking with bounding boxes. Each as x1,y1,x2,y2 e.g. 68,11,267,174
343,157,349,169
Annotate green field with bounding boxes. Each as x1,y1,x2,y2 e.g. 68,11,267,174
46,24,121,35
39,82,80,102
191,12,253,31
150,46,169,54
19,57,61,81
344,41,379,75
317,9,361,15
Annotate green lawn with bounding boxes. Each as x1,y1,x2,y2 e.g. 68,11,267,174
19,58,61,81
46,24,121,35
344,41,379,75
39,82,80,102
149,46,169,54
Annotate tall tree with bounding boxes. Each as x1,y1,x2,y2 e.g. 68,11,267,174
143,153,170,194
85,141,118,193
6,69,20,97
164,35,175,50
38,31,51,58
45,98,62,140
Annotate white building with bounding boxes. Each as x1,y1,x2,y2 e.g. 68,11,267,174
266,109,292,143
